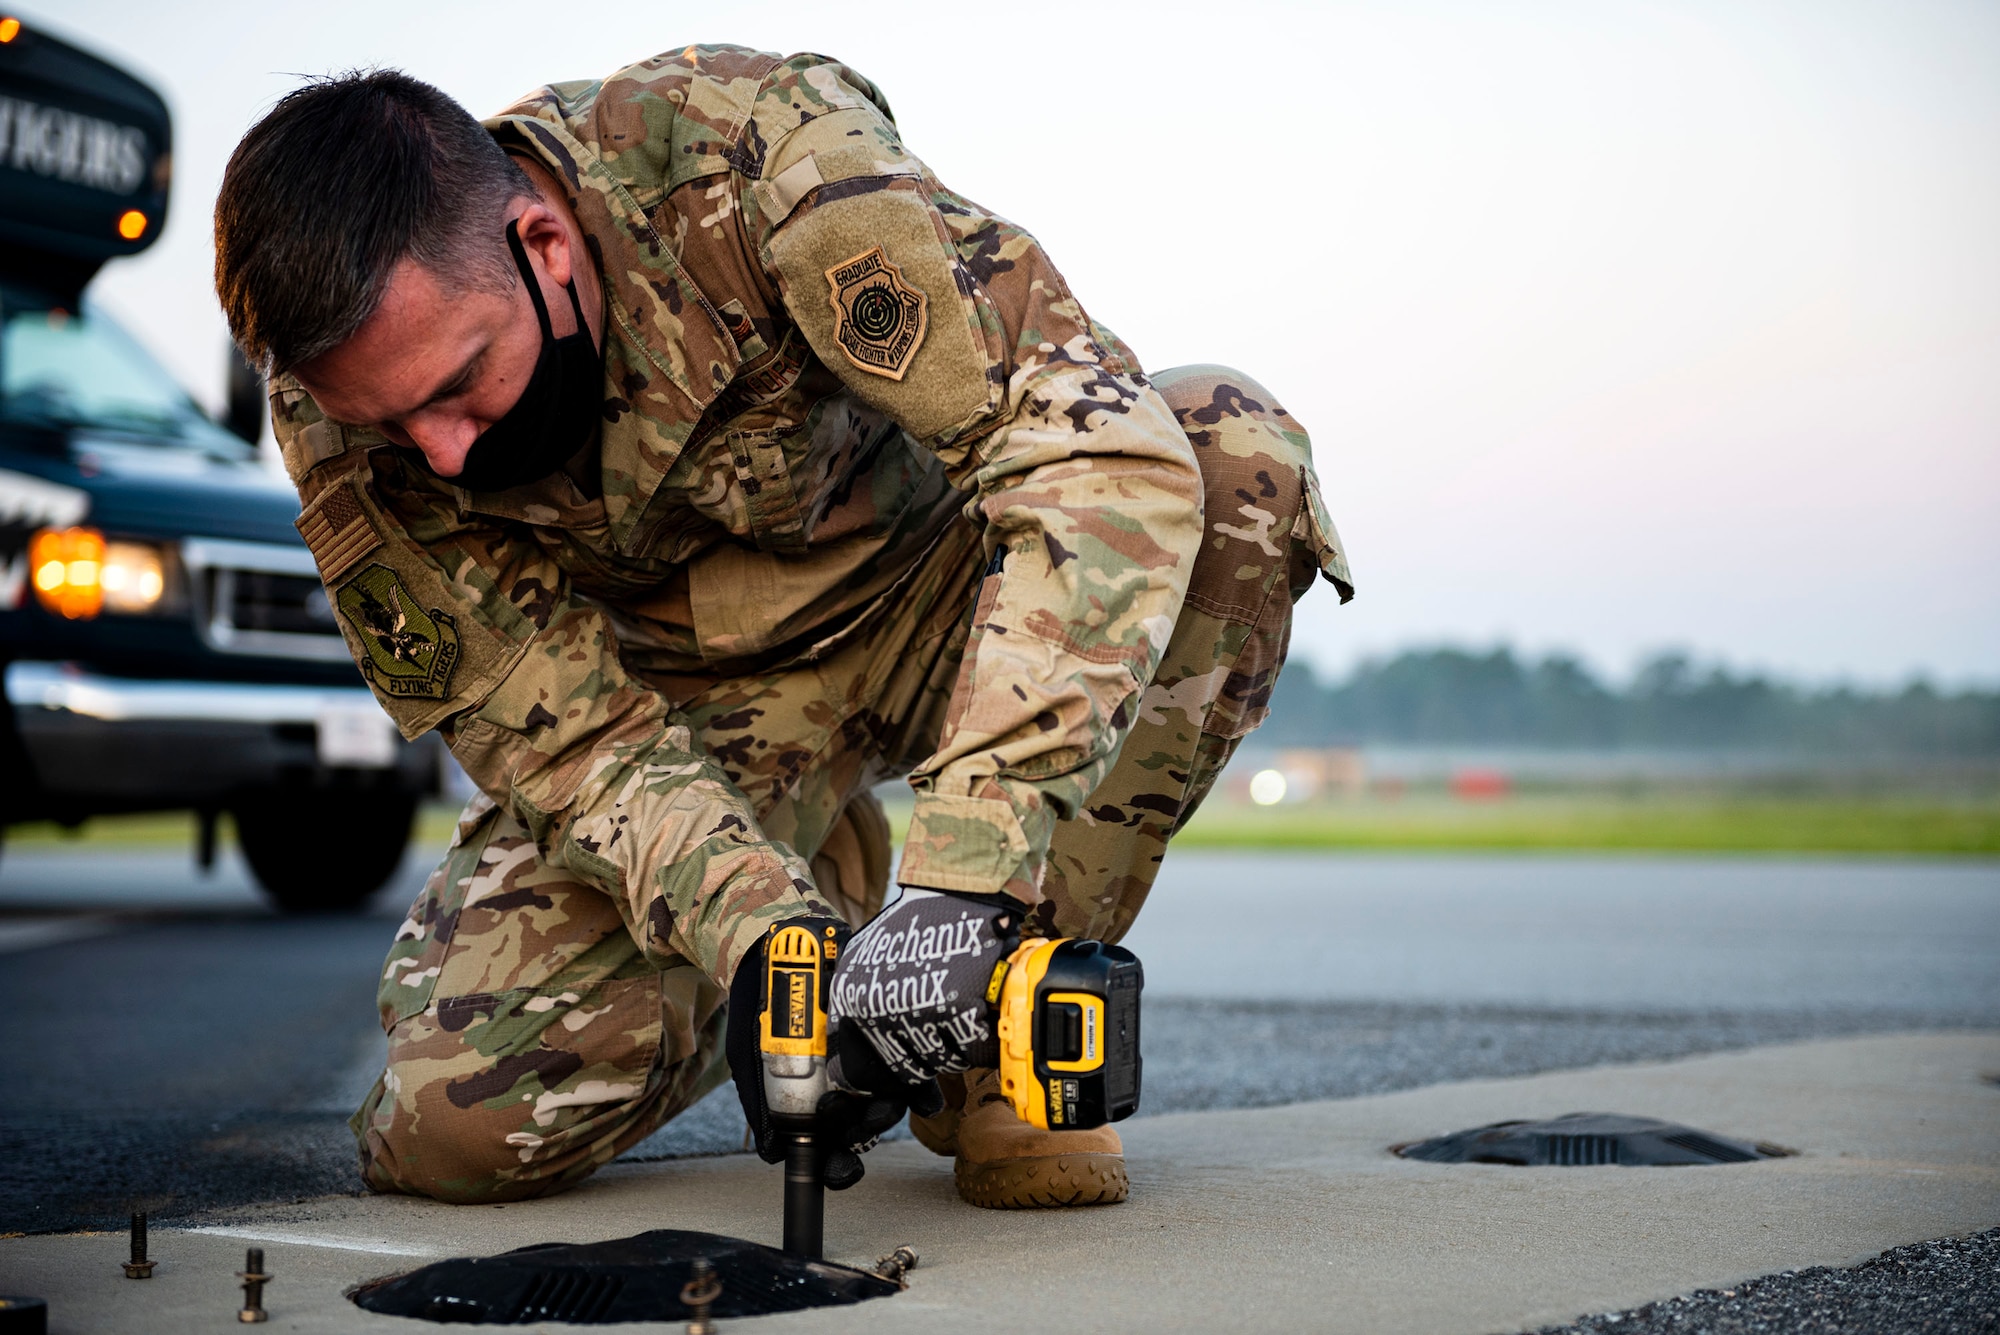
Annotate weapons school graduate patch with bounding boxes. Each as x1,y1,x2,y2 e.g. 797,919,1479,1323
335,563,461,700
825,246,928,380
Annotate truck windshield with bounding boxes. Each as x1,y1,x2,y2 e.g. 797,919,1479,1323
0,296,251,457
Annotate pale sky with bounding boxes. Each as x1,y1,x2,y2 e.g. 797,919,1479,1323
30,0,2000,686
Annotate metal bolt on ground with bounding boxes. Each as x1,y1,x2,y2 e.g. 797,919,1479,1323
120,1212,154,1279
680,1256,720,1335
236,1247,271,1323
872,1246,919,1288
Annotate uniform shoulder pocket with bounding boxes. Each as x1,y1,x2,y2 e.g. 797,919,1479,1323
767,177,997,443
748,80,1001,444
306,477,531,739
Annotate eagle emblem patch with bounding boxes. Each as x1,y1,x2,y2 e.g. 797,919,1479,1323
335,564,461,700
825,246,928,380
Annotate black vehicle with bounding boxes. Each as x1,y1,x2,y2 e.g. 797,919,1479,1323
0,17,438,911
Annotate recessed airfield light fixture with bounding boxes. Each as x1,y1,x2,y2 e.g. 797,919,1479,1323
1394,1112,1794,1166
350,1229,910,1325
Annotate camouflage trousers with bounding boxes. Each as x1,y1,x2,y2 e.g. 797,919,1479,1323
351,365,1336,1201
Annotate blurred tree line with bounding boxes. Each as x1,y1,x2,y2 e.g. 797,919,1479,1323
1267,648,2000,755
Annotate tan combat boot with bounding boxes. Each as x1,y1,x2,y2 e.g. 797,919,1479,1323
916,1069,1128,1209
909,1071,968,1156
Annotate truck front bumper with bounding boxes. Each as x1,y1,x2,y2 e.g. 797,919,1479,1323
4,660,439,816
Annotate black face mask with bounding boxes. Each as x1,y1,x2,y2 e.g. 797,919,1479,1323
433,219,604,492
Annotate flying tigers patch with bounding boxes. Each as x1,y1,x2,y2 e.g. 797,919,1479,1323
335,564,461,700
824,246,928,381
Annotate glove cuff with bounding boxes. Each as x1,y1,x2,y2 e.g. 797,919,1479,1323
892,884,1031,927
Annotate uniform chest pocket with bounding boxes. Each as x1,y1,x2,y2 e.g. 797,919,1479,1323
724,429,809,554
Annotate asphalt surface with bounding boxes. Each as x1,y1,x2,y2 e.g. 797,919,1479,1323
0,910,384,1236
3,843,1996,1305
1127,850,2000,1014
1532,1228,2000,1335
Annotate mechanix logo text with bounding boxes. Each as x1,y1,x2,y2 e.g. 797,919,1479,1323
831,891,999,1086
842,914,988,971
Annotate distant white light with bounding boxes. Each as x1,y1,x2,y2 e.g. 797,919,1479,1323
1249,769,1288,806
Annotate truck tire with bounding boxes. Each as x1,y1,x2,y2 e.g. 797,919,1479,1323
234,788,417,914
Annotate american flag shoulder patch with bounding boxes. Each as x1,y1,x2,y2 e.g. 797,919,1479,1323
295,478,379,584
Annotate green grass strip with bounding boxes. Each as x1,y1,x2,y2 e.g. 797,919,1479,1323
1173,798,2000,855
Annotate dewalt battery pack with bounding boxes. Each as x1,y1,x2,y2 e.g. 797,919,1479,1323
992,938,1143,1131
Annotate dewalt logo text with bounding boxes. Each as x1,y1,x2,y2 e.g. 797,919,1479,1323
787,970,811,1039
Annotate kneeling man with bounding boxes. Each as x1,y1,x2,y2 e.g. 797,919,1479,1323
213,46,1351,1210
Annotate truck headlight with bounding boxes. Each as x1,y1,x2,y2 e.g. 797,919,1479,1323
102,541,167,612
30,527,168,618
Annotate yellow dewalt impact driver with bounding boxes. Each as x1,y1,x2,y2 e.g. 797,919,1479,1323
757,921,840,1258
759,924,1142,1255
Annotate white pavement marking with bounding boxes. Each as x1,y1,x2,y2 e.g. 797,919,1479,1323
186,1225,444,1258
0,915,119,954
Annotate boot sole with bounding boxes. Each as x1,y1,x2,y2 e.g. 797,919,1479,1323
955,1153,1129,1209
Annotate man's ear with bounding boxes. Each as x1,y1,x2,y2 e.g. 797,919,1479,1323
514,201,574,289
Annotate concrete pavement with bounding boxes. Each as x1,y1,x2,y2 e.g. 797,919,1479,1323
6,1032,1995,1333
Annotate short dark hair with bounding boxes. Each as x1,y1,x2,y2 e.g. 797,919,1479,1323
214,69,530,373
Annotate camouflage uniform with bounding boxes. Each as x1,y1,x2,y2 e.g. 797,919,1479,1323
273,46,1351,1202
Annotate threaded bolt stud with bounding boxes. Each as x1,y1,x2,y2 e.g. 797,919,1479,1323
237,1247,271,1323
121,1212,155,1279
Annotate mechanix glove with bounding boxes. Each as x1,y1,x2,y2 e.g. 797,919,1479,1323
825,888,1024,1093
725,915,926,1191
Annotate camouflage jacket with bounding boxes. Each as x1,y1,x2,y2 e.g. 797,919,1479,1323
275,46,1213,988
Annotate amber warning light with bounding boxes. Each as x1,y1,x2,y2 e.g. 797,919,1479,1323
0,17,21,43
30,527,168,619
117,210,148,240
31,527,106,619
